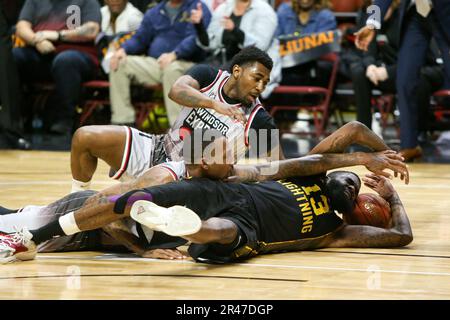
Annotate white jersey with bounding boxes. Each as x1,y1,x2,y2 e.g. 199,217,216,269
164,69,264,162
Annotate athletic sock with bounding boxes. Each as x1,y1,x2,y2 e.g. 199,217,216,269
29,220,66,245
30,212,81,244
71,179,91,193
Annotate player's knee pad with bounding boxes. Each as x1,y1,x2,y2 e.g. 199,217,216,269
108,190,153,214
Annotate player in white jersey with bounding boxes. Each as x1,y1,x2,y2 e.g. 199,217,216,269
0,123,411,263
70,46,282,193
0,129,231,260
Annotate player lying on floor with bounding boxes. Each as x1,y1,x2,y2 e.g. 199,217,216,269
0,122,409,263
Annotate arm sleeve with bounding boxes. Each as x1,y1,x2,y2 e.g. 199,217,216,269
366,0,392,27
242,5,277,50
81,0,102,24
222,28,244,47
18,0,34,23
361,40,378,67
316,10,337,32
128,9,144,32
386,64,396,79
205,6,226,50
194,20,209,46
174,2,212,59
275,3,290,37
185,64,218,89
122,11,154,55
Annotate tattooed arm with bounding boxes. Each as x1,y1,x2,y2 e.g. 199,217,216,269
309,121,389,155
324,174,413,248
83,166,175,207
59,22,100,42
168,75,247,124
69,167,175,240
229,150,408,182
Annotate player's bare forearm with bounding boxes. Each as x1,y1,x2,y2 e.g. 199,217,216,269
102,221,145,256
60,22,99,42
386,192,413,241
258,153,367,181
84,167,174,206
168,75,214,109
309,121,389,155
68,193,122,233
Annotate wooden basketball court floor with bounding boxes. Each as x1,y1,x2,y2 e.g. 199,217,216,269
0,150,449,300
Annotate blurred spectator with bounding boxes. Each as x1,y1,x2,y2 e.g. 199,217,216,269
13,0,101,135
101,0,143,36
128,0,160,12
276,0,337,86
351,0,444,137
0,0,30,149
108,0,212,126
268,0,337,127
191,0,281,98
355,0,450,161
203,0,227,12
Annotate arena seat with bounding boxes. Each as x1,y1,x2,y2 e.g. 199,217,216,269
267,53,340,138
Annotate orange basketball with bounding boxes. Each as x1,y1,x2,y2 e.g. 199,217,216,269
344,193,391,228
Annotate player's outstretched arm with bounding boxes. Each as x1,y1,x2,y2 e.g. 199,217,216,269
228,150,408,184
308,121,389,155
325,175,413,248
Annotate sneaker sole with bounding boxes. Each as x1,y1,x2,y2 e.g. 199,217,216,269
130,200,201,236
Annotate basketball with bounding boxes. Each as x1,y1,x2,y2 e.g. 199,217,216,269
344,193,392,228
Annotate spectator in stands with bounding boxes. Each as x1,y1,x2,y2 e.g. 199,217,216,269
203,0,226,13
190,0,281,98
351,0,444,150
13,0,101,135
129,0,159,13
276,0,337,86
101,0,143,36
355,0,450,162
268,0,337,127
0,0,31,149
108,0,212,127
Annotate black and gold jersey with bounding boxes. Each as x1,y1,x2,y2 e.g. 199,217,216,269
234,175,343,259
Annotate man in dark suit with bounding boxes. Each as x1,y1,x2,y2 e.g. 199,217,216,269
354,0,450,161
0,0,31,150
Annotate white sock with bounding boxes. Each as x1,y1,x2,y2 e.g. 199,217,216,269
71,179,91,193
59,212,81,235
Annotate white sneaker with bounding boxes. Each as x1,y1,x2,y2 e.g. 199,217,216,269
0,227,37,263
130,200,201,237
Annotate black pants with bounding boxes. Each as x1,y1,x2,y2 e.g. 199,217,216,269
266,61,333,122
351,64,396,129
351,63,443,131
141,178,259,263
12,47,96,125
0,3,22,133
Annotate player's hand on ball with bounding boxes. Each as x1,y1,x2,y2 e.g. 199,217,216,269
362,173,395,200
364,150,409,184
